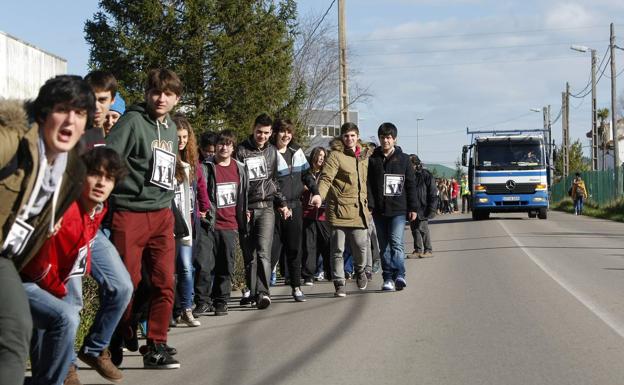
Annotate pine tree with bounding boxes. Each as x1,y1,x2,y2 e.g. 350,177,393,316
84,0,300,138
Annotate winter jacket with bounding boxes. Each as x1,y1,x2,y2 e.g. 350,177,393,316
0,100,86,270
275,143,319,207
571,179,588,200
302,170,326,221
414,168,439,219
235,137,286,209
105,103,178,212
461,178,470,196
317,138,373,228
451,180,459,199
21,201,105,298
367,146,418,217
203,159,249,234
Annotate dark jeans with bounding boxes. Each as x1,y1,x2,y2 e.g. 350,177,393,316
193,221,215,307
210,229,238,305
271,205,303,289
0,257,31,385
302,218,331,280
243,206,275,296
410,218,432,253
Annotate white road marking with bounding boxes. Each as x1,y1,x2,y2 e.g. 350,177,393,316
499,220,624,339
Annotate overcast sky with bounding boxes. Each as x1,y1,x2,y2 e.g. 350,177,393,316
2,1,624,166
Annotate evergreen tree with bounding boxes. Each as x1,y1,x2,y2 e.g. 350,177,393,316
84,0,300,137
554,139,591,177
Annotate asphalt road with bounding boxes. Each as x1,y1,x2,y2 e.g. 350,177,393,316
78,210,624,385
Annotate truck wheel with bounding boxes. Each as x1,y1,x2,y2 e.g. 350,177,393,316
528,211,537,218
538,208,548,219
482,211,490,220
472,210,480,220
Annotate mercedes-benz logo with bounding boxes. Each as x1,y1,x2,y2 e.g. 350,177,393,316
505,180,516,190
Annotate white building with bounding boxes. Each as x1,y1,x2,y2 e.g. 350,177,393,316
0,31,67,100
595,118,624,169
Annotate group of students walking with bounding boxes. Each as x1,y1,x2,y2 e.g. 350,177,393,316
0,68,439,385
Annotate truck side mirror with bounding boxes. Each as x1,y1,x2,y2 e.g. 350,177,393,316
462,145,468,167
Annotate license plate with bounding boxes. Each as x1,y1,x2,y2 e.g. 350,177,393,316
502,196,520,201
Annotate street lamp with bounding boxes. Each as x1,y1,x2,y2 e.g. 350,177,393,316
416,118,424,156
570,44,598,170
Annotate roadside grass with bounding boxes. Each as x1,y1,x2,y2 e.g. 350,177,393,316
551,198,624,222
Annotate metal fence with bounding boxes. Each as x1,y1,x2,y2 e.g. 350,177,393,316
551,168,623,206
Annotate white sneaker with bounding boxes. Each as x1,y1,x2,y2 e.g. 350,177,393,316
382,280,395,291
177,309,200,327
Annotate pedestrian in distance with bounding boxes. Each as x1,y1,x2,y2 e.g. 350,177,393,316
106,68,182,369
0,74,94,385
367,122,418,291
461,174,471,213
317,122,374,297
409,155,438,258
571,172,588,216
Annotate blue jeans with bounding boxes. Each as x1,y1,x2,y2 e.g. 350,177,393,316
80,229,133,358
374,214,407,281
176,242,194,309
574,196,584,214
24,282,81,385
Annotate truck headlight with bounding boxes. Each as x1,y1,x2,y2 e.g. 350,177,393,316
532,197,545,202
535,184,547,190
478,198,489,203
475,185,486,192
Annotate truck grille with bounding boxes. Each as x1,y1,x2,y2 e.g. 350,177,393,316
483,183,536,195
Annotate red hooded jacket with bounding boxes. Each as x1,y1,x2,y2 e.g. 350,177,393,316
21,201,106,298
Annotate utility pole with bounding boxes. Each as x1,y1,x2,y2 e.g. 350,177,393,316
562,83,570,177
610,23,620,195
338,0,349,126
591,48,598,171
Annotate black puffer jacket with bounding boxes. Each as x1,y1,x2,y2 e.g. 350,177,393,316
414,168,438,219
367,146,418,217
235,136,286,209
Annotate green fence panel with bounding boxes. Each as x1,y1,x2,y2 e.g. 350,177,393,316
551,168,623,206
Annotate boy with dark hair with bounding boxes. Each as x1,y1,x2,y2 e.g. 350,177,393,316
76,72,134,384
21,147,126,385
318,122,374,297
202,130,249,315
236,113,289,309
83,70,117,147
368,122,418,291
0,75,94,385
106,68,182,369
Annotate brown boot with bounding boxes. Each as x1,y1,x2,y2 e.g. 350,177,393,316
63,364,81,385
78,347,123,383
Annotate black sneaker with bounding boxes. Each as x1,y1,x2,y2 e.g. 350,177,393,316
193,302,215,318
139,344,177,356
292,287,306,302
143,344,180,369
256,293,271,309
239,290,256,306
214,302,228,316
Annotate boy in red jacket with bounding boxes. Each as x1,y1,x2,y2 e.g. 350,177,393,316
21,147,127,385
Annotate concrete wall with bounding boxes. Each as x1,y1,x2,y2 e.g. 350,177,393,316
0,31,67,100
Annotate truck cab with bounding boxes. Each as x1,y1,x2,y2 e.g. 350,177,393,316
462,134,549,220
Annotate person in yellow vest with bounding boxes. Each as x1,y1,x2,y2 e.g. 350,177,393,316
461,174,471,213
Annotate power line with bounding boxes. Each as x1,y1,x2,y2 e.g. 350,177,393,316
294,0,336,58
569,46,610,97
360,54,585,71
354,40,608,57
350,24,624,43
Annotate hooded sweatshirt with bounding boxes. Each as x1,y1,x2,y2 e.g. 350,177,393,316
105,103,178,211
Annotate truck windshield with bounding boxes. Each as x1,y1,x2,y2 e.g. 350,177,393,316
476,142,543,170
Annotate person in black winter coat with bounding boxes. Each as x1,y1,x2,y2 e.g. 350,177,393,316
368,122,418,291
409,154,438,258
